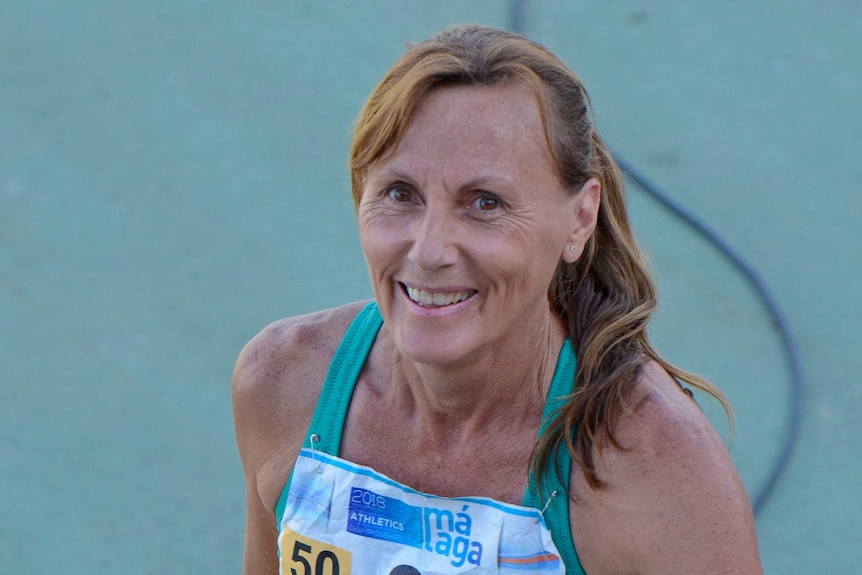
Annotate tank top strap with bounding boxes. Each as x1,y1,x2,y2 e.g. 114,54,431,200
522,338,585,574
276,302,383,524
306,301,384,455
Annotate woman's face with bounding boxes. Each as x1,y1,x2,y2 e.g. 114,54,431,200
358,84,597,367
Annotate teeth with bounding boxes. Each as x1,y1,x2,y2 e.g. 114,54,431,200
405,286,472,307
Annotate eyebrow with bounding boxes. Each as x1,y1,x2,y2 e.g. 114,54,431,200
367,166,516,193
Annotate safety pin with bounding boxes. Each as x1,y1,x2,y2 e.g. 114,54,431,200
539,490,559,517
310,433,322,474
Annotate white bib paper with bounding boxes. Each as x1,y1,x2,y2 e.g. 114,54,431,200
279,448,565,574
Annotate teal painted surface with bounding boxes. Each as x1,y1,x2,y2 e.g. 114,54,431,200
2,1,859,572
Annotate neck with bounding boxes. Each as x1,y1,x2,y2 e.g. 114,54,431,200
386,310,567,439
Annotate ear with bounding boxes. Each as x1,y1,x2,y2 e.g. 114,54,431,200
562,177,601,264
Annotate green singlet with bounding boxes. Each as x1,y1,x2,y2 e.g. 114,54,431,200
277,302,585,574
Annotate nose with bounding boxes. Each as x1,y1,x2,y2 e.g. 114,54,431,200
408,204,458,271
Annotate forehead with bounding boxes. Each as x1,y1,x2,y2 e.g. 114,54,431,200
378,83,554,180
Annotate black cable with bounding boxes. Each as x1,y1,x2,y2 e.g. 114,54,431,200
614,158,804,515
509,0,804,516
508,0,527,33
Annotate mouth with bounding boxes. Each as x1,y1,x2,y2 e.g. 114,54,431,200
401,283,476,308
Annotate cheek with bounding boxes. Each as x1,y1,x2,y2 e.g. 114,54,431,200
518,238,568,296
478,236,559,297
359,217,405,278
359,226,386,275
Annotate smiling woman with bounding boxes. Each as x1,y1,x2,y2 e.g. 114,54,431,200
358,84,590,368
232,25,763,574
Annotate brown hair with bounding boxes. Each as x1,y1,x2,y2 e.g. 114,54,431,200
349,25,730,490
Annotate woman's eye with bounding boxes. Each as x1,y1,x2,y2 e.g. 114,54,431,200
475,195,501,211
386,185,414,202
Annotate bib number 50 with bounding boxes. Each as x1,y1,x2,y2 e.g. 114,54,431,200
280,527,352,575
291,541,340,575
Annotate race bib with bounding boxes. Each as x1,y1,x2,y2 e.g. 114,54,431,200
279,449,565,574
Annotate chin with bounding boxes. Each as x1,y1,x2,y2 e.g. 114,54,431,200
393,326,479,367
379,286,493,365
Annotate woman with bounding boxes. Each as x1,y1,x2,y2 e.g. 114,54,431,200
233,25,762,574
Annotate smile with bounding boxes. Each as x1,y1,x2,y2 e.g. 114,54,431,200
402,284,476,307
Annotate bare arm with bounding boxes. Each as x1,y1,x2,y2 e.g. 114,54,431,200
232,325,289,575
570,362,763,574
232,304,367,574
239,482,280,574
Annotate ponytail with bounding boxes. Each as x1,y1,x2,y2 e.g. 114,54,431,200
536,130,731,490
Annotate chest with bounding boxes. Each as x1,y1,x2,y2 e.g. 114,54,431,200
339,390,540,506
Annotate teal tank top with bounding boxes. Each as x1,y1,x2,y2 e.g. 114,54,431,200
278,302,585,574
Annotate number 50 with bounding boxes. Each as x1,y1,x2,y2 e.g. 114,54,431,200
290,540,340,575
279,528,352,575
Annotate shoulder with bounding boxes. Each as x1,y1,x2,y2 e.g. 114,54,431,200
611,362,731,474
570,361,762,574
232,301,372,505
233,301,371,395
232,301,370,413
